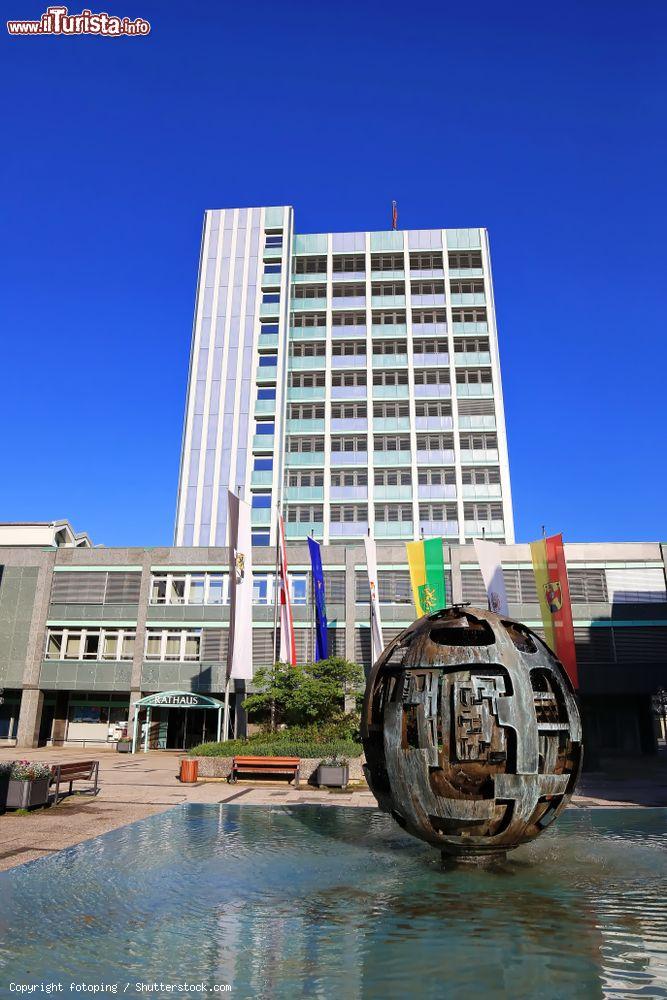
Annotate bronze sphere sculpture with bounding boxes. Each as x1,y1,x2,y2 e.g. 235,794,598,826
361,606,583,862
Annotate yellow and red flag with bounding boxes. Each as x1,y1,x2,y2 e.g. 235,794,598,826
530,533,578,688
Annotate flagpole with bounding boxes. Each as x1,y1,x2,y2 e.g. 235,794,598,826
223,484,242,742
272,504,280,667
368,527,373,661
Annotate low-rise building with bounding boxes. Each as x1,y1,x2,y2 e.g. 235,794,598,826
0,540,665,756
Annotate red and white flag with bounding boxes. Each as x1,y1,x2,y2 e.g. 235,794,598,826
391,200,398,231
278,513,297,665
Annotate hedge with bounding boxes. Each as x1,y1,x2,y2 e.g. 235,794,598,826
190,737,363,758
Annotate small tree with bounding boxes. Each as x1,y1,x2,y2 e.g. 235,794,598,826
243,656,364,729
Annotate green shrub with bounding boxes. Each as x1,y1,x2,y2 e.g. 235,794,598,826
190,732,362,759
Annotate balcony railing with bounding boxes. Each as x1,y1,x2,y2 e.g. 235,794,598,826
254,399,276,416
410,268,445,279
419,519,459,537
263,246,283,260
258,333,279,349
330,485,368,500
415,416,454,431
331,417,367,432
449,267,483,278
372,354,408,368
251,508,271,526
464,519,505,536
413,352,449,367
262,272,282,288
332,355,366,368
371,269,405,280
373,417,411,432
371,295,406,309
373,451,411,466
285,522,323,539
289,327,326,341
458,415,496,430
251,470,273,487
456,383,494,397
462,483,502,499
256,365,278,382
417,483,457,499
332,296,366,309
372,384,409,399
289,356,326,370
291,298,327,312
374,485,413,501
331,325,367,338
285,452,325,467
454,351,491,365
374,521,414,539
332,270,366,282
330,521,369,537
414,384,451,399
371,323,407,337
452,321,488,334
252,434,275,452
331,451,368,466
284,486,325,501
416,449,455,465
411,322,447,336
286,418,325,434
331,385,367,400
450,293,486,307
410,294,446,307
260,303,281,318
459,449,499,463
291,272,327,284
287,386,326,401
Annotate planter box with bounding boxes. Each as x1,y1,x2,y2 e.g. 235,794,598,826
316,765,349,788
3,777,50,810
116,742,132,753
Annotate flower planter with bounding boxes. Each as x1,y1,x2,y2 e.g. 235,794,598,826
316,764,349,789
5,777,50,810
116,742,132,753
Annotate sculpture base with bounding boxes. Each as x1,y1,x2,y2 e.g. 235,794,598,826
441,849,508,868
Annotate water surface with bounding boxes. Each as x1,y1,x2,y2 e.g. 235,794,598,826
1,805,666,998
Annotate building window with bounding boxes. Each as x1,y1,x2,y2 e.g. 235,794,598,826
44,628,136,662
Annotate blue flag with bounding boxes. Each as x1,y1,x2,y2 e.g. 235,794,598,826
307,536,328,661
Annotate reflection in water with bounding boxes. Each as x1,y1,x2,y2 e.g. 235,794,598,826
0,805,665,998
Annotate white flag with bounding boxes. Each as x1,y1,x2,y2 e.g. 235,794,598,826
363,535,385,664
227,491,253,679
277,513,296,665
473,538,509,616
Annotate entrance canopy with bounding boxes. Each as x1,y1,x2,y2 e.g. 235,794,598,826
132,690,224,752
134,691,223,710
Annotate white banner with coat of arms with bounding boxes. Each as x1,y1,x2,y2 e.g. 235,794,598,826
473,538,509,616
227,490,254,679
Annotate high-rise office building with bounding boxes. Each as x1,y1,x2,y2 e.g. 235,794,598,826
175,205,514,547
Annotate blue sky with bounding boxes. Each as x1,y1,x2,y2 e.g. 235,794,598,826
2,0,665,546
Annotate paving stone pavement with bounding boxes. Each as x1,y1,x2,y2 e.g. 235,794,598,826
0,746,665,871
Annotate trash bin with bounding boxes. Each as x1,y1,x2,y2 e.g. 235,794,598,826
180,757,199,783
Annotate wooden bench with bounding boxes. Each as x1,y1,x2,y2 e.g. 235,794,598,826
229,756,300,787
51,760,100,804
